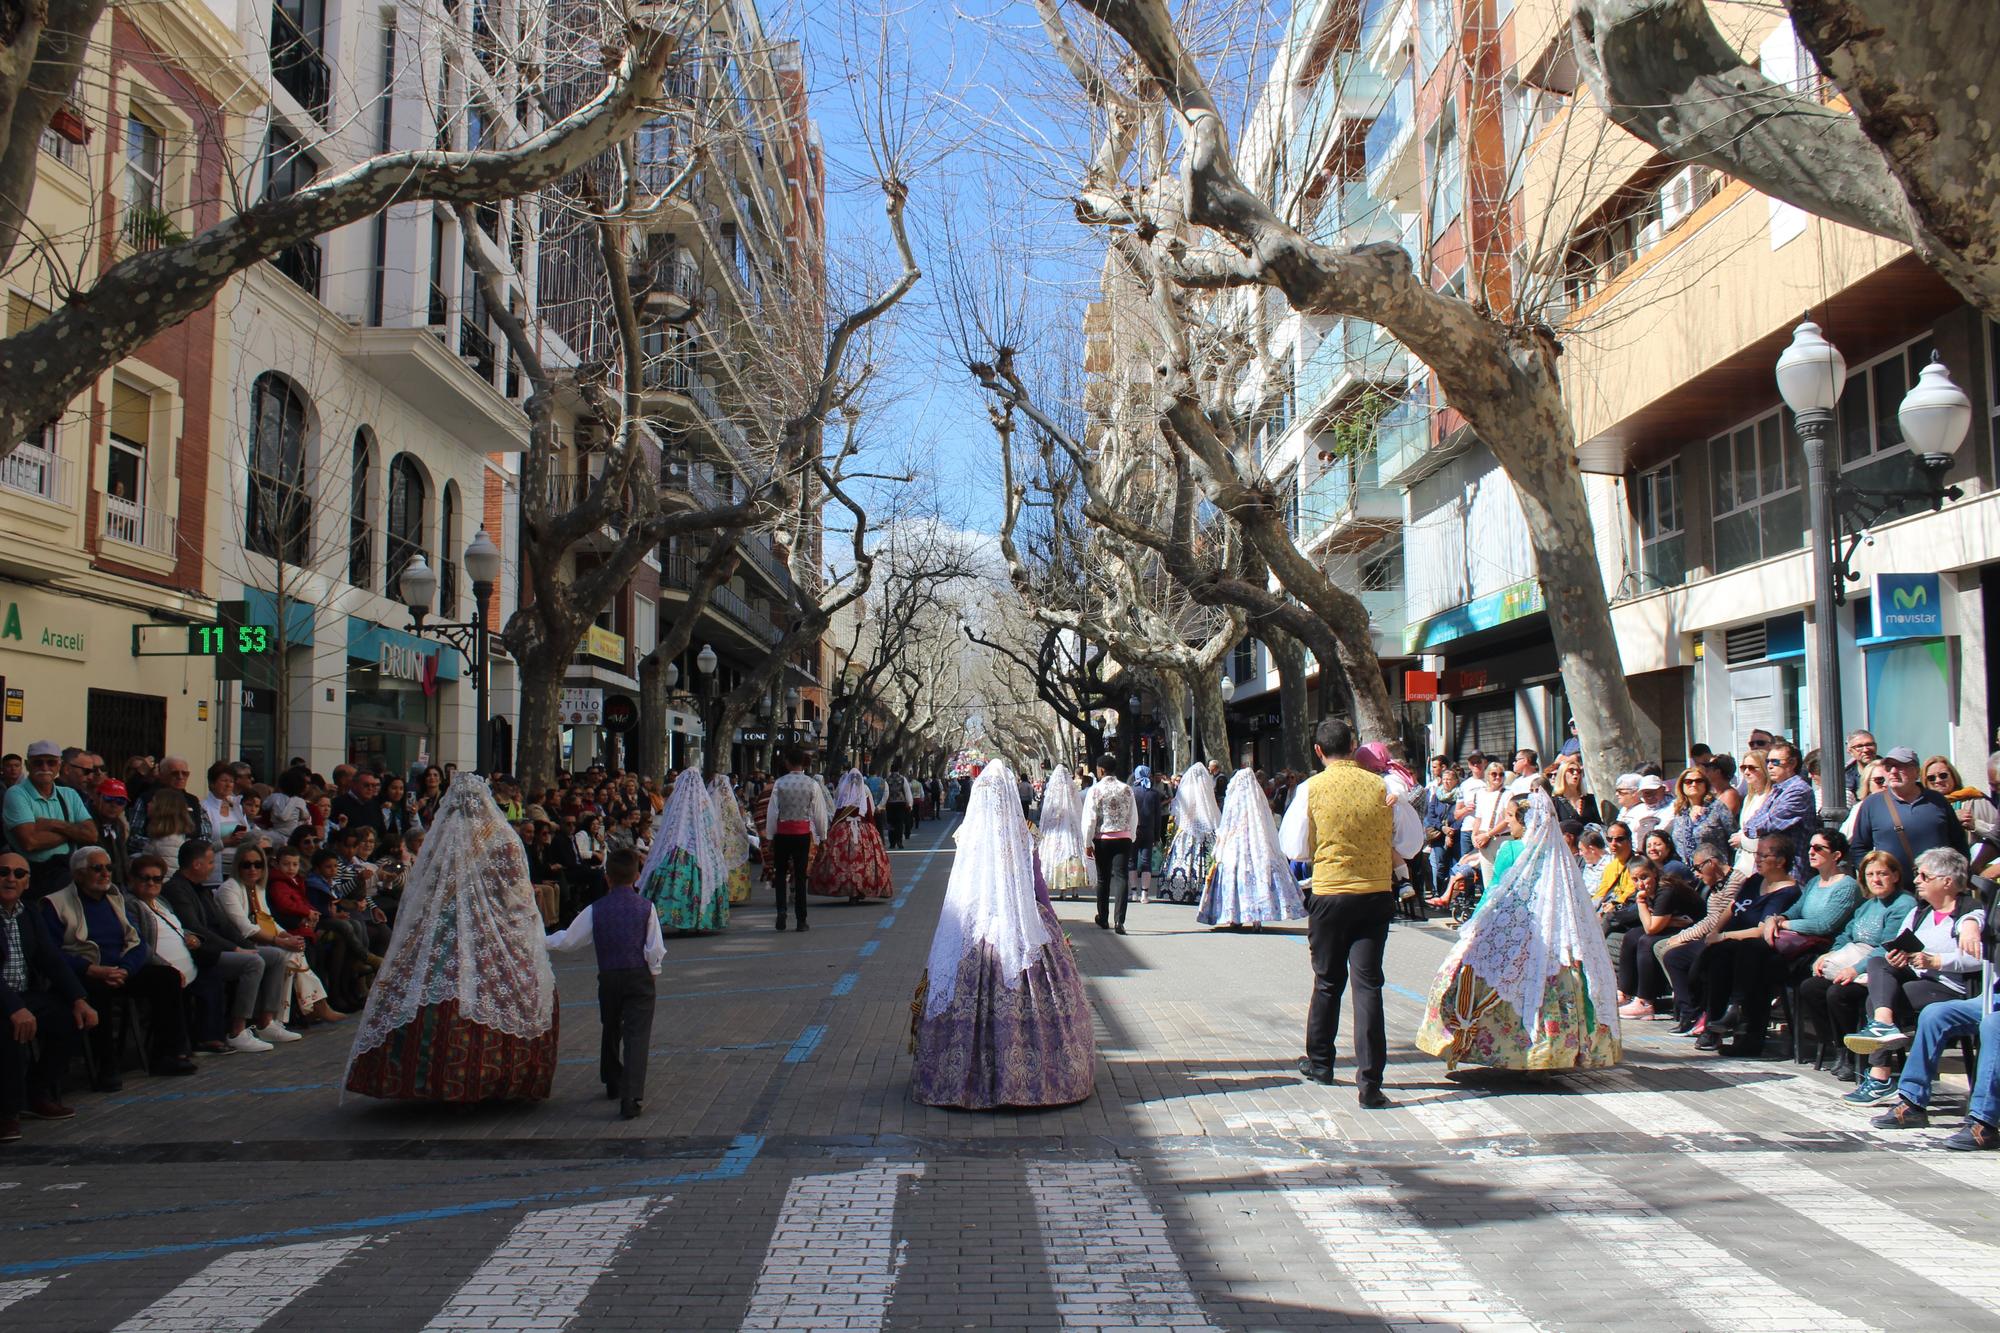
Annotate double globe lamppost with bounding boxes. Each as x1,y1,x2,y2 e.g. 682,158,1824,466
397,529,504,776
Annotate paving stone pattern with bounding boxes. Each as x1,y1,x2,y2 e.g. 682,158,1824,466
4,816,1999,1331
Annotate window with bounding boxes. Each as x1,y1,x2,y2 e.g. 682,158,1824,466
248,373,311,563
1634,458,1684,587
264,130,321,295
1426,108,1461,242
1231,640,1256,687
1417,0,1454,73
107,379,149,505
2,294,59,501
1835,333,1938,523
386,454,428,596
271,0,330,122
349,431,374,588
123,111,169,248
440,482,460,616
1707,409,1804,574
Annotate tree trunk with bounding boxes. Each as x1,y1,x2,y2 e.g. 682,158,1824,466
1266,628,1312,773
515,651,567,796
1190,676,1228,768
634,649,672,781
1158,670,1189,773
709,696,749,779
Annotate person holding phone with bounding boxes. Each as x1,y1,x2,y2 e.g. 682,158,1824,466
1840,847,1986,1107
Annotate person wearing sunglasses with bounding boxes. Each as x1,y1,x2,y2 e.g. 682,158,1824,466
1668,768,1733,869
41,847,195,1085
1850,746,1969,889
2,741,98,901
1922,756,1998,854
1,850,99,1139
1734,743,1816,881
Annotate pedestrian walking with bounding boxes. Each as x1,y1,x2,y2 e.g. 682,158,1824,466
1080,754,1138,934
545,846,664,1120
764,749,829,931
1278,720,1401,1108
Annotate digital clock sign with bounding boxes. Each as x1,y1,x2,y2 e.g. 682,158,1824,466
131,601,271,680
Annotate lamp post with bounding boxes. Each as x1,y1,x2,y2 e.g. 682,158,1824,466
1775,318,1968,822
399,529,503,776
695,642,720,775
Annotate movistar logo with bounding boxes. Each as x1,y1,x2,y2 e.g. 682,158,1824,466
1891,585,1928,610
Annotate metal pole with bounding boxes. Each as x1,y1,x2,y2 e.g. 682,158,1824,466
472,580,492,777
1796,408,1848,825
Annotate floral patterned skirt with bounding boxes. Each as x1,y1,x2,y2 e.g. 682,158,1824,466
344,998,559,1103
910,903,1096,1110
1044,856,1092,896
809,815,893,899
1196,860,1306,926
644,850,730,933
1416,962,1621,1072
725,863,754,904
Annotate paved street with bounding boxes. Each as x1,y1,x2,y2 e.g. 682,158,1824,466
4,816,1998,1331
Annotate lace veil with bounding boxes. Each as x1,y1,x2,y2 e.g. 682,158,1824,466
641,767,726,910
1172,764,1221,836
708,773,750,867
1214,766,1292,885
1037,765,1086,864
1449,790,1621,1037
835,768,873,816
924,759,1051,1018
345,776,555,1071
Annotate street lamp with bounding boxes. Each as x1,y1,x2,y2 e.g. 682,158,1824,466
1220,675,1235,702
694,643,721,773
1775,318,1968,821
399,529,502,775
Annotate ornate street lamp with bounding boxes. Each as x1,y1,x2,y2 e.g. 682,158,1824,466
400,529,503,774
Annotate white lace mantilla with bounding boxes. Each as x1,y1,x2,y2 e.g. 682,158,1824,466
925,760,1051,1018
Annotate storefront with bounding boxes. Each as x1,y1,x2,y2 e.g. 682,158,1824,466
1404,579,1562,763
0,578,213,771
346,617,457,776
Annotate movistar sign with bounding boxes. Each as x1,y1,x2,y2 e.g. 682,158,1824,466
1872,573,1943,639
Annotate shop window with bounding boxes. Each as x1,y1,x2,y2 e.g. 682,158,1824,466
248,372,312,564
1836,332,1938,524
105,379,152,547
1634,457,1685,587
386,453,428,596
1706,408,1803,574
349,429,374,588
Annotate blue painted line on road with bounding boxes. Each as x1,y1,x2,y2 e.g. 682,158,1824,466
0,1133,770,1277
876,914,895,929
783,1025,826,1064
857,939,879,958
830,972,859,997
567,980,822,1010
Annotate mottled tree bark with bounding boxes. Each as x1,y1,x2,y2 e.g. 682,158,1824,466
1265,627,1312,774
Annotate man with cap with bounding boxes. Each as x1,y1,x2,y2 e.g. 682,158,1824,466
2,742,97,901
1634,773,1675,846
1851,746,1968,886
90,780,133,890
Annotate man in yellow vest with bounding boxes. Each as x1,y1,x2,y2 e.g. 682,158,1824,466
1278,719,1401,1108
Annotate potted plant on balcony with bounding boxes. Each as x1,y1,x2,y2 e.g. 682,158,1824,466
49,102,91,145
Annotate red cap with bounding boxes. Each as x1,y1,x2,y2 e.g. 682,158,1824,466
95,778,129,800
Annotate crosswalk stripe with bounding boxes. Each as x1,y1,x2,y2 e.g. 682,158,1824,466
1025,1161,1222,1331
0,1279,49,1313
111,1236,371,1331
1580,1071,2000,1317
740,1163,923,1332
421,1194,665,1332
1264,1159,1546,1332
1402,1100,1877,1332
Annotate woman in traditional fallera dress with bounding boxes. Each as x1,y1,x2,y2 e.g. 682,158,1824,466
910,760,1096,1110
810,770,894,902
1417,789,1622,1072
639,767,730,933
1199,766,1307,928
1036,765,1092,900
709,773,755,906
1162,764,1221,903
344,776,559,1103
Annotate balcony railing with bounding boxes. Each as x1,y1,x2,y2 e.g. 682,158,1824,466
736,529,793,593
270,8,331,124
272,238,321,297
1372,396,1431,482
662,555,783,644
460,317,497,382
1364,71,1415,191
103,493,178,558
0,444,72,507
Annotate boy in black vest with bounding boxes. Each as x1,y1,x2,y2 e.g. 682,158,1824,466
545,846,662,1119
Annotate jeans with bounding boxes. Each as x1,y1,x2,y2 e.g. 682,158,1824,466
1304,890,1395,1092
1895,1000,2000,1126
597,967,657,1115
771,833,812,925
1093,838,1132,928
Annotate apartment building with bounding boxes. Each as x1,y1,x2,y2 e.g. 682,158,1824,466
0,2,250,770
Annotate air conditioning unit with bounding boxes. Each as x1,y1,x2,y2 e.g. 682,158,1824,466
1660,168,1699,229
1635,217,1664,254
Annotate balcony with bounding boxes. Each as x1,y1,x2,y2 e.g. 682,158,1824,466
637,350,696,412
1298,450,1400,550
1371,395,1434,484
1289,54,1390,186
1296,318,1407,424
736,529,794,595
1364,69,1417,203
662,555,782,645
0,444,72,507
642,251,705,319
102,493,178,559
544,471,623,551
270,8,331,124
459,317,497,384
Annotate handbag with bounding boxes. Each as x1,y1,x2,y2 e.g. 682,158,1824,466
1772,928,1831,961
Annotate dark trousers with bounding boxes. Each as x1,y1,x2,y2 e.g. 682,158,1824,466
597,967,657,1115
1660,938,1707,1021
1304,890,1395,1092
1,989,77,1116
1863,955,1963,1025
1796,974,1869,1048
1093,838,1132,928
772,833,812,925
1617,928,1673,1000
84,963,188,1074
886,802,911,849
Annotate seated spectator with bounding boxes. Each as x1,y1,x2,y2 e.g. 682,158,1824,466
217,845,340,1030
91,779,132,890
1578,827,1608,876
1,850,97,1139
1926,755,1999,857
332,827,390,955
303,845,373,1010
1593,823,1637,915
1841,847,1986,1106
1642,829,1690,883
41,846,194,1086
122,851,205,1044
162,840,288,1054
1658,843,1749,1034
1710,830,1862,1054
1692,835,1806,1055
263,766,314,843
1796,850,1915,1080
1617,858,1704,1018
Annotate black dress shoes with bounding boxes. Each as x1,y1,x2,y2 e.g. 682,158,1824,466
1358,1087,1393,1110
1295,1058,1335,1086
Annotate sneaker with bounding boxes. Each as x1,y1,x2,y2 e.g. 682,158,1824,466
1843,1020,1910,1057
0,1118,19,1144
226,1030,274,1054
1842,1075,1901,1106
1942,1119,2000,1151
1871,1098,1929,1129
254,1024,302,1044
23,1099,74,1120
1618,998,1655,1020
